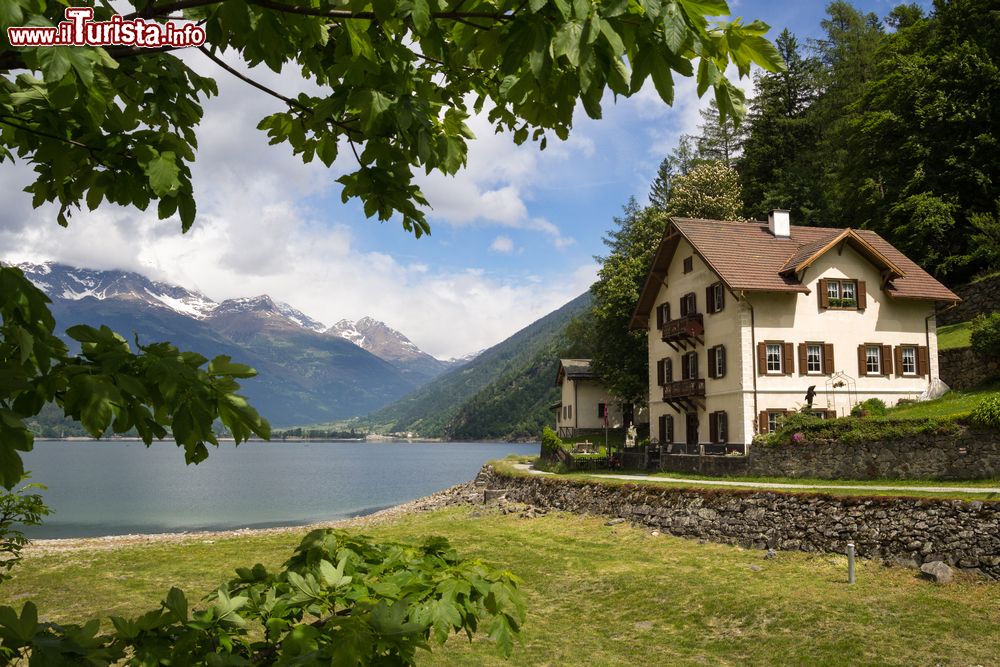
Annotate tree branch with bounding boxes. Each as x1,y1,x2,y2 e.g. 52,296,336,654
124,0,514,22
197,46,362,137
0,115,110,166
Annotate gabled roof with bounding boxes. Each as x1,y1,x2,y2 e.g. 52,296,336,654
630,218,961,328
556,359,595,386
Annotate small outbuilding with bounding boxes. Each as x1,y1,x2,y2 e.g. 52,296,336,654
554,359,623,438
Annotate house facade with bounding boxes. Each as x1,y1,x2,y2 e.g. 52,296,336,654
553,359,624,438
630,211,961,451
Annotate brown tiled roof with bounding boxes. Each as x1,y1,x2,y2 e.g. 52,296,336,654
630,218,960,328
556,359,595,385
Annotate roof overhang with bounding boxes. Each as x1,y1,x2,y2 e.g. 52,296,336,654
781,229,906,280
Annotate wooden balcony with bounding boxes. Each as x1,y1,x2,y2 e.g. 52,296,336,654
662,378,705,411
661,313,704,350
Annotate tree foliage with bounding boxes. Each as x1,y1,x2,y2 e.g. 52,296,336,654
664,160,744,220
0,480,48,584
0,529,526,665
1,0,783,237
588,199,667,406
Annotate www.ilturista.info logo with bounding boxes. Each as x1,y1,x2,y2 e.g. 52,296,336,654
6,7,206,48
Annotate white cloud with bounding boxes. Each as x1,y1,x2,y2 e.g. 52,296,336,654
489,235,514,254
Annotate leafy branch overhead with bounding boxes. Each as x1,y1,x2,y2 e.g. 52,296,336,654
0,0,784,237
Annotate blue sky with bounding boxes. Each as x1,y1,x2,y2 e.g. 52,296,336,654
0,0,929,359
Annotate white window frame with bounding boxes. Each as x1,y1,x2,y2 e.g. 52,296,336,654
827,281,840,300
767,411,782,432
901,346,917,375
766,343,782,373
840,280,856,301
711,283,724,313
866,345,881,375
806,344,822,374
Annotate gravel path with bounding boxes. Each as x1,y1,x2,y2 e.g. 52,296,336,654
23,481,483,556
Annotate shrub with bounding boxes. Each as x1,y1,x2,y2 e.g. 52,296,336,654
540,426,564,455
970,394,1000,430
851,398,887,417
970,312,1000,360
0,481,50,583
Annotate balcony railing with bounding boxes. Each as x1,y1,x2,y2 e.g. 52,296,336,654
662,378,705,401
661,313,704,345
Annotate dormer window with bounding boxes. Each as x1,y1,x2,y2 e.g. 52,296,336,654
683,257,693,273
819,278,866,310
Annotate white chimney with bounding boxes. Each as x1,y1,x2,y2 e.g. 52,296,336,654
768,209,790,238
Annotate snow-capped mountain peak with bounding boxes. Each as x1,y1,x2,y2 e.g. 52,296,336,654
17,261,219,319
328,317,427,362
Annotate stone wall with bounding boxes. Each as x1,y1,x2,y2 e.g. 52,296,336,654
939,347,999,390
938,274,1000,325
745,427,1000,480
481,466,1000,577
660,453,750,477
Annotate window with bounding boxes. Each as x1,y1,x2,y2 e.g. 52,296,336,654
901,346,916,375
679,292,697,316
568,404,573,420
819,278,866,310
598,403,606,418
683,256,693,273
707,282,725,314
759,341,792,376
760,410,786,433
685,412,698,445
709,411,728,443
806,344,822,374
766,343,782,373
682,351,698,380
708,345,726,379
866,345,881,375
658,414,674,445
655,302,671,329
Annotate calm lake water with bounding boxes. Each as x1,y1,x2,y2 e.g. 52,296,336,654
21,440,538,538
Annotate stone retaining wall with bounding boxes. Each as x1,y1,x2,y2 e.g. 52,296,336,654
744,428,1000,480
938,274,1000,325
481,466,1000,577
939,347,999,390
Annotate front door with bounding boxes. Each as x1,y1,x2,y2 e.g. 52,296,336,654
685,412,698,448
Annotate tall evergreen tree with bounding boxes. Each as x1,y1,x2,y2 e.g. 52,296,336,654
649,136,699,211
696,100,746,168
738,29,824,223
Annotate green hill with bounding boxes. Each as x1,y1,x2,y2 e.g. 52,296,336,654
357,292,592,440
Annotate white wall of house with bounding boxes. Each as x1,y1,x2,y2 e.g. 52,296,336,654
557,377,623,433
646,238,940,447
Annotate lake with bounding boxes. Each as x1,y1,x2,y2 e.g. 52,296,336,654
20,440,538,539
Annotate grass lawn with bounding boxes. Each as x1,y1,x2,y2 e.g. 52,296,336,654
884,381,1000,420
937,321,972,351
2,508,997,666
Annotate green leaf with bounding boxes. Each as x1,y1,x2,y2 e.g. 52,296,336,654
553,21,583,67
650,53,675,105
163,587,188,622
677,0,729,16
145,152,181,197
409,0,430,33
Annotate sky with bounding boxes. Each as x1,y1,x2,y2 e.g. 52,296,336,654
0,0,926,360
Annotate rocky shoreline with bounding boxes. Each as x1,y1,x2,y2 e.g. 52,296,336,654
23,479,489,556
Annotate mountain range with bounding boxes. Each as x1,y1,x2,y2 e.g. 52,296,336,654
354,291,592,440
17,262,466,426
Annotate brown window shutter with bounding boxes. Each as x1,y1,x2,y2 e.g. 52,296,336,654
798,343,807,374
917,346,929,377
718,346,726,377
665,358,673,383
657,359,665,386
706,286,714,314
718,286,725,312
783,342,794,375
709,412,718,443
658,415,667,444
680,296,688,317
857,281,867,309
758,411,768,434
708,346,717,378
690,352,699,379
857,344,866,375
667,415,674,442
757,342,766,375
823,343,835,375
894,346,904,377
656,304,664,329
818,278,829,308
882,344,893,376
690,293,697,314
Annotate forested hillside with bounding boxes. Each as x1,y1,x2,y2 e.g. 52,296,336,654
357,292,592,439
